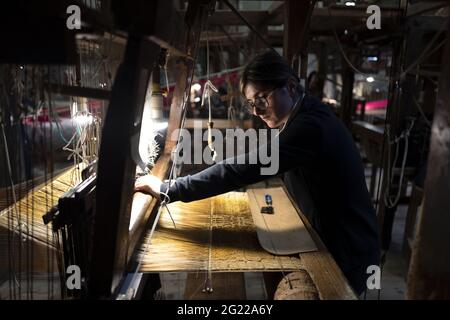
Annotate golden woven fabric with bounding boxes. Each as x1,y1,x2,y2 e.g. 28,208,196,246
137,192,303,272
0,166,81,248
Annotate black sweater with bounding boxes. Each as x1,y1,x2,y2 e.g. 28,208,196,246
161,95,380,294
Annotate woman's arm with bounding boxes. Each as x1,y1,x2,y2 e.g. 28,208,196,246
158,116,323,203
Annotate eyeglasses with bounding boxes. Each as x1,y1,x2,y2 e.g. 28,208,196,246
243,87,279,113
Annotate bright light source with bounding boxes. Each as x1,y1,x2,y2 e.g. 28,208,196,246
366,77,375,83
345,1,356,6
71,98,88,116
153,120,168,131
73,113,93,127
194,97,201,103
367,56,378,62
192,83,202,91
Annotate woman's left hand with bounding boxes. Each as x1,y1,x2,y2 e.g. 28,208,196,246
134,174,162,200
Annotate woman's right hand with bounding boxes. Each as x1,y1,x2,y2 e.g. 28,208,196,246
134,174,162,201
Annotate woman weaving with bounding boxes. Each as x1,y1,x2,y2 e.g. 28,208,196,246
135,50,380,295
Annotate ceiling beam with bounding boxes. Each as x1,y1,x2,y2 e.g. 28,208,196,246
194,6,402,26
221,0,274,50
284,0,314,69
407,1,450,18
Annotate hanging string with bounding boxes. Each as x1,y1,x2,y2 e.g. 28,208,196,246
1,123,23,293
383,119,415,209
217,41,237,123
47,72,56,299
164,51,171,98
201,30,218,162
202,200,214,293
24,65,31,300
42,67,49,300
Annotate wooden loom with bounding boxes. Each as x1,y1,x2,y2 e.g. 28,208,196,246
137,191,305,273
0,0,357,300
132,179,356,300
0,0,213,300
0,166,83,298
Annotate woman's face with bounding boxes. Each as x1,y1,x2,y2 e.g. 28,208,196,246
244,81,296,128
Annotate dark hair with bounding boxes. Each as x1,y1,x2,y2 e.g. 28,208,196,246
240,50,302,96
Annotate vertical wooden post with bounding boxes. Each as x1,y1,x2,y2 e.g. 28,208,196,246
392,19,427,136
283,0,314,81
89,0,180,299
340,50,355,128
376,35,404,251
164,0,214,154
375,3,408,251
378,17,432,251
283,0,308,64
90,35,157,299
406,16,450,300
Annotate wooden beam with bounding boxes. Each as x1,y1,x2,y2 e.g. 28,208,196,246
393,22,428,135
222,0,274,51
279,182,357,299
407,1,450,18
376,1,408,252
147,36,193,60
217,26,249,55
316,5,401,18
352,120,385,145
203,10,272,25
406,14,450,300
256,1,284,26
89,35,157,299
164,0,214,155
48,84,111,100
339,49,355,128
283,0,315,79
198,34,283,48
202,6,402,26
200,31,248,42
376,36,405,252
88,0,178,299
